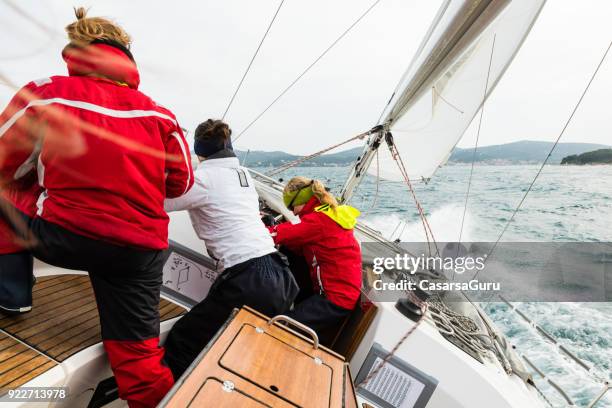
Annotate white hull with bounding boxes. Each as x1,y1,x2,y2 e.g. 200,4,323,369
350,302,543,408
3,208,545,408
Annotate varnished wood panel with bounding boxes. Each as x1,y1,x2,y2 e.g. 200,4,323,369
163,307,353,408
189,378,270,407
0,332,57,395
220,324,333,407
0,274,186,362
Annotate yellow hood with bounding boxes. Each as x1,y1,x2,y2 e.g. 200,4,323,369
315,204,360,229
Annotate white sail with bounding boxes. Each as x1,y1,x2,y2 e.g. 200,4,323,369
370,0,546,182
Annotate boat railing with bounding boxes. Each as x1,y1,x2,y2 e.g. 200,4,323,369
498,295,610,408
248,168,286,190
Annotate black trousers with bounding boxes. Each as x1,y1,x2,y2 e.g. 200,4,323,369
0,251,34,313
24,216,166,340
279,247,353,346
1,205,174,405
288,294,352,346
163,252,299,379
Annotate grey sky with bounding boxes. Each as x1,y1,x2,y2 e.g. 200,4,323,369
1,0,610,155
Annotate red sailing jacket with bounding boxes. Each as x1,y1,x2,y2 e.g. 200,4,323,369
271,197,362,310
0,175,41,254
0,218,21,254
0,43,193,250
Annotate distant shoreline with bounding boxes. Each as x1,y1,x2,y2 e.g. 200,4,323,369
560,148,612,166
249,162,610,168
238,140,610,168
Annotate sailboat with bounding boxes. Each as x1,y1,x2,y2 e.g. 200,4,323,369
1,0,608,407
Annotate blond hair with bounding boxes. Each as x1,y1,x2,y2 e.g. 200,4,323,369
65,7,131,47
284,176,339,209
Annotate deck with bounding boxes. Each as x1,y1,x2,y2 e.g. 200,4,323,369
0,274,185,394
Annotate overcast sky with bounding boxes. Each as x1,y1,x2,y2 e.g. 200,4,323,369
1,0,610,154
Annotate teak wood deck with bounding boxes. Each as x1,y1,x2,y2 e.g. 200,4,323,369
0,274,186,394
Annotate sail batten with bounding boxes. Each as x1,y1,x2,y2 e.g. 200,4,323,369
370,0,546,182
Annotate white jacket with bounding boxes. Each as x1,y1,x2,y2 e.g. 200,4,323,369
164,156,275,270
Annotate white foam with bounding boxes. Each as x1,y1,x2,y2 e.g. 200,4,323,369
362,204,475,242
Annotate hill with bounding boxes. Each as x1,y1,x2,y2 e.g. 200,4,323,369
449,141,609,164
560,148,612,165
236,147,362,167
233,141,610,167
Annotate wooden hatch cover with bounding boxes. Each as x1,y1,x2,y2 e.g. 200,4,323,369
190,378,271,407
161,306,356,407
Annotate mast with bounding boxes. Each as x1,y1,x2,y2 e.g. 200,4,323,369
339,125,384,204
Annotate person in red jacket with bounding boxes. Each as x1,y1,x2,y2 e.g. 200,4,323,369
270,176,362,345
0,8,193,407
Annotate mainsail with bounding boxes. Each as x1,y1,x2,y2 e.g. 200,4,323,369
367,0,546,182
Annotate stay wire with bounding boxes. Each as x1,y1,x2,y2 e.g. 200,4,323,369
233,0,383,143
388,140,440,257
3,0,58,37
472,39,612,280
221,0,285,120
266,129,371,176
454,34,496,280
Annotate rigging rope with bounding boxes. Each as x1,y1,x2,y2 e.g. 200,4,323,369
387,138,440,257
498,295,608,383
3,0,58,37
357,291,498,389
232,0,383,143
426,296,495,356
221,0,285,120
356,294,428,389
265,129,371,176
472,39,612,280
0,1,62,62
454,34,496,280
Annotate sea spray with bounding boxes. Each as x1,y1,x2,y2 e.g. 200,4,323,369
362,203,476,242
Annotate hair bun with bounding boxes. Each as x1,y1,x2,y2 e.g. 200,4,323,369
65,6,131,47
74,6,87,20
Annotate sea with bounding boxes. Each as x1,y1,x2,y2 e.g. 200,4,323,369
259,164,612,408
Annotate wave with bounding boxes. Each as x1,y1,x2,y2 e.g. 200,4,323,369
486,302,612,407
362,204,475,242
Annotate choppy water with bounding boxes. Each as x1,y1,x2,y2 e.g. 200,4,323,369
260,164,612,407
